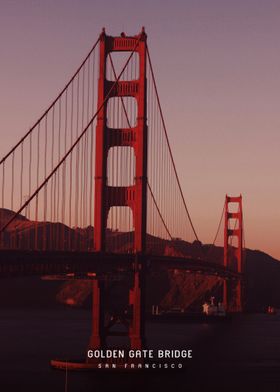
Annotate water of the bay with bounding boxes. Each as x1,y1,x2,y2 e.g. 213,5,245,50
0,308,280,392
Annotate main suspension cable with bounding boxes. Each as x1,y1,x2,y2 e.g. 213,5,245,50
0,36,100,165
0,36,141,233
146,45,200,242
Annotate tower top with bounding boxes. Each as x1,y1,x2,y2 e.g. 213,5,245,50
99,28,147,40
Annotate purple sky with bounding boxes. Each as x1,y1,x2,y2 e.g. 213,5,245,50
0,0,280,259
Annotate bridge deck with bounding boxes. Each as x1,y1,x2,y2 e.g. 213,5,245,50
0,250,241,279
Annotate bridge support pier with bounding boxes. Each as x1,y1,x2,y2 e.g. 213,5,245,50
129,262,146,349
86,261,146,354
87,280,106,353
223,278,242,312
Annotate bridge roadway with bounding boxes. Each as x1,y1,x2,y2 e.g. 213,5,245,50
0,250,241,279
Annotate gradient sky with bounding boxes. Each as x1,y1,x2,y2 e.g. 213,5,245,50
0,0,280,259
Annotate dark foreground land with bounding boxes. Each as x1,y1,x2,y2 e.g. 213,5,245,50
0,308,280,392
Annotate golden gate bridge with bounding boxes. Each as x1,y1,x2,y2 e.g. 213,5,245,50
0,28,244,367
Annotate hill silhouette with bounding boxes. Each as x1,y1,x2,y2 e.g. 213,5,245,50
0,208,279,312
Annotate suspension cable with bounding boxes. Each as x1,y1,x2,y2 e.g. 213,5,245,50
147,183,172,240
0,36,101,166
0,36,142,233
146,45,199,242
211,200,225,246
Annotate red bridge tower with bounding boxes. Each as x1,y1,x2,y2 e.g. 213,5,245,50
223,195,243,312
89,28,147,352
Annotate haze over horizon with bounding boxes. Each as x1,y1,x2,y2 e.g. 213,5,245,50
0,0,280,259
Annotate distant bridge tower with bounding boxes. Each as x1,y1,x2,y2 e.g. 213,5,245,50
89,28,147,353
223,195,243,312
